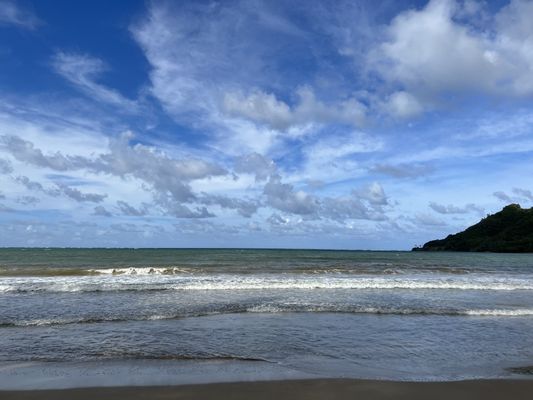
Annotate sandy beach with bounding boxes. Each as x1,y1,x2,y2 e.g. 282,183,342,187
2,379,533,400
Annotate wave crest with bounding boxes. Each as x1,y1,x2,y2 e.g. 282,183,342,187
2,305,533,328
1,273,533,294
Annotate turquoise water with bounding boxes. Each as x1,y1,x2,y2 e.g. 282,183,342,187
1,248,533,381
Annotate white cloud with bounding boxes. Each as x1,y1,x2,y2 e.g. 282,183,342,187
1,135,90,171
15,195,39,205
0,157,12,174
295,130,381,184
372,0,533,98
354,182,389,207
14,175,46,192
429,201,483,214
305,130,382,161
223,87,366,131
223,90,292,131
263,175,392,222
93,206,112,217
116,200,148,217
456,109,533,140
370,163,433,178
383,91,424,118
52,52,139,110
131,0,368,158
493,191,513,203
513,187,533,201
493,187,533,205
0,0,40,30
413,213,447,227
0,103,397,226
264,174,318,215
198,194,259,218
234,153,276,182
12,175,107,203
57,183,106,203
320,187,389,222
1,132,229,217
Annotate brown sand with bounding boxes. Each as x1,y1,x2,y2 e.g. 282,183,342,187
1,378,532,400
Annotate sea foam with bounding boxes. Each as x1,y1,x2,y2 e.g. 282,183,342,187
1,273,533,293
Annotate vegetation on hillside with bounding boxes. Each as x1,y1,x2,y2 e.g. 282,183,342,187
413,204,533,252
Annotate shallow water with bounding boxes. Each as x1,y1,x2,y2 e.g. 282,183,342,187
1,248,533,382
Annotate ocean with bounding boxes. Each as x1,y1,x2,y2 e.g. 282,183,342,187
1,248,533,386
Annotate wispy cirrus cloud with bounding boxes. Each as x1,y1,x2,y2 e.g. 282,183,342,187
370,163,433,179
429,202,484,215
52,52,140,111
0,0,41,30
3,0,533,249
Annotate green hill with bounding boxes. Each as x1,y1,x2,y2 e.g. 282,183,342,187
412,204,533,252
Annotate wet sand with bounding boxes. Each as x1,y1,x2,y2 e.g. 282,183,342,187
2,378,533,400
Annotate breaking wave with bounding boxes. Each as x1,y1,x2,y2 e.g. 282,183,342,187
0,266,476,277
1,273,533,294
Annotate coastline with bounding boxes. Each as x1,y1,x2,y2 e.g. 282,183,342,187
2,378,533,400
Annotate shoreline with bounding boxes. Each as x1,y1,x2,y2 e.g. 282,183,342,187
1,358,531,390
2,378,533,400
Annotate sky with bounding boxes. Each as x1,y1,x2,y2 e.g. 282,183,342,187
1,0,533,249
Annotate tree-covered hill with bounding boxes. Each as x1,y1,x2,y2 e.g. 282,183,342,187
413,204,533,252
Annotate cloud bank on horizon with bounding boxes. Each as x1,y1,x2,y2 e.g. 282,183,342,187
1,0,533,249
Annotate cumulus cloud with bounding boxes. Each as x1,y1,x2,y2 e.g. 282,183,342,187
0,157,13,174
493,188,533,203
100,133,228,203
263,174,318,215
223,90,293,131
116,200,148,217
152,191,215,219
320,194,386,222
512,187,533,201
93,206,112,217
223,87,366,130
314,183,391,222
15,195,39,205
14,175,106,203
493,191,513,203
2,133,227,205
354,182,389,207
1,135,86,171
234,153,276,182
267,213,290,227
14,175,46,192
263,177,391,222
0,0,41,30
492,188,533,205
372,0,533,99
382,91,424,118
199,194,259,218
3,131,396,223
57,183,106,203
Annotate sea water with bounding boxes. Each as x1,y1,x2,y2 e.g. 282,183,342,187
1,248,533,386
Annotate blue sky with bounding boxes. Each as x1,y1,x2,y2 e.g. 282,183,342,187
1,0,533,249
